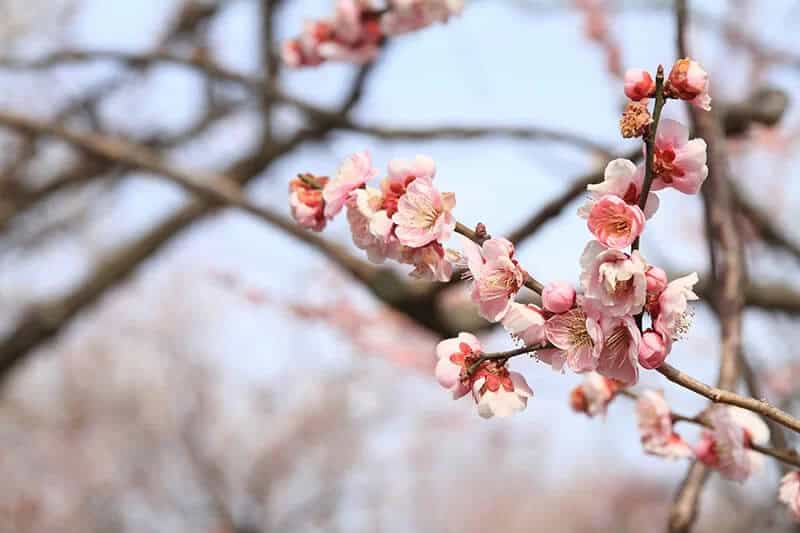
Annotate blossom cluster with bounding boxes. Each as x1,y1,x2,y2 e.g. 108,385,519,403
289,151,458,281
282,0,463,67
286,47,800,519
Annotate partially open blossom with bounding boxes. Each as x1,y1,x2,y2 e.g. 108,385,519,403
435,332,480,399
502,302,546,346
542,281,576,314
392,176,455,248
539,306,604,373
694,406,770,481
289,174,329,231
667,58,711,111
347,187,395,263
636,390,694,459
472,365,533,418
653,273,699,342
400,241,454,282
650,119,708,195
624,68,655,101
579,158,659,220
580,241,647,317
570,372,621,417
462,237,525,322
597,315,640,385
780,471,800,522
587,195,645,249
323,150,377,219
381,0,464,36
645,266,668,295
638,329,670,369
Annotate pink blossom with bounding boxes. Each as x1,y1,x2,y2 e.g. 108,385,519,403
580,240,647,317
346,187,396,263
323,150,378,219
502,302,546,346
597,315,640,385
542,281,576,314
289,174,329,231
624,68,655,101
650,119,708,195
283,1,383,67
780,471,800,522
472,366,533,418
462,237,525,322
400,241,454,282
570,372,621,417
645,266,668,295
381,0,464,36
392,176,456,248
653,273,699,342
539,306,604,373
578,158,659,220
586,195,646,249
667,58,711,111
636,390,694,459
638,329,670,369
694,406,770,481
435,332,480,399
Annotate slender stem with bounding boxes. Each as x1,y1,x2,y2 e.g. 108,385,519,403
657,363,800,434
632,65,666,252
467,343,550,374
455,221,545,294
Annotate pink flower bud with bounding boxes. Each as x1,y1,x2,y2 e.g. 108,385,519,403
624,69,655,101
638,329,669,369
645,266,668,295
542,281,576,314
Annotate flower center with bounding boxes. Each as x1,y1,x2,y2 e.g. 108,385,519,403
479,266,521,300
565,310,592,348
654,146,685,183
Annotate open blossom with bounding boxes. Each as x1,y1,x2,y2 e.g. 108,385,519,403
570,372,621,417
381,155,436,215
780,471,800,522
472,365,533,419
502,302,546,346
597,315,640,385
323,150,378,219
539,305,604,373
462,237,525,322
542,281,576,314
381,0,464,36
653,273,699,341
650,119,708,195
638,329,670,369
636,390,693,459
579,158,659,220
694,406,770,481
282,1,383,67
289,174,329,231
580,240,647,317
624,68,655,101
587,195,645,249
392,176,456,248
435,332,480,399
667,58,711,111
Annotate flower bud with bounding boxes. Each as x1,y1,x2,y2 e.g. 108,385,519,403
667,58,711,111
624,68,655,101
645,266,668,295
542,281,576,314
638,329,669,369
